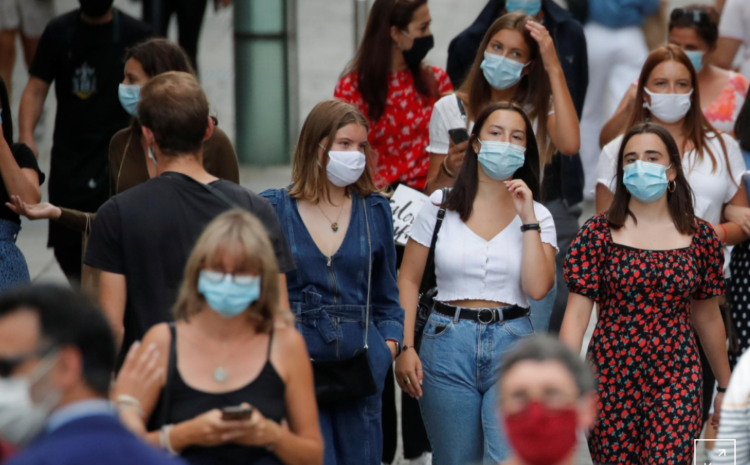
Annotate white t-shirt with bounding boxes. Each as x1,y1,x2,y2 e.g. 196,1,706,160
719,0,750,81
426,94,553,155
408,189,558,307
595,132,746,225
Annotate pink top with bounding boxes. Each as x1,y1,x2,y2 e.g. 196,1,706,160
703,72,749,134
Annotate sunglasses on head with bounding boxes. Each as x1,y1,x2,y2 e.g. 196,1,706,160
670,8,711,27
0,345,54,378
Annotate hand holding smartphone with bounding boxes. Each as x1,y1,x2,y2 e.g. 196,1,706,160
448,128,469,145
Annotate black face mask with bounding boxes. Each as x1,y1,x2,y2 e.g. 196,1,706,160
402,35,434,69
79,0,115,18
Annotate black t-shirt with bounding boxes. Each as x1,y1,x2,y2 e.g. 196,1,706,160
0,143,45,225
84,173,295,355
30,9,151,213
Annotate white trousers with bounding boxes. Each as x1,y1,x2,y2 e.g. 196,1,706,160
580,23,649,199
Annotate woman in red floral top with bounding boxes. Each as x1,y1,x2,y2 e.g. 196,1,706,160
334,0,452,190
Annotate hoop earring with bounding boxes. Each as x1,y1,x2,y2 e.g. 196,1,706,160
668,180,676,193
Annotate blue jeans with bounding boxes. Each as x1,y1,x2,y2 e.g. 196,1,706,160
528,277,557,334
296,308,394,465
419,308,535,465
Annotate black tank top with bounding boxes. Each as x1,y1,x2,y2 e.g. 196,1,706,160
165,325,286,465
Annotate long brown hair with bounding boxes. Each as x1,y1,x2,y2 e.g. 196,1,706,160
444,102,540,221
607,123,696,235
343,0,438,122
458,12,552,163
289,99,383,203
628,44,728,174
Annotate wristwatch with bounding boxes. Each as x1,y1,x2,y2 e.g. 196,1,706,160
386,339,401,357
520,223,541,233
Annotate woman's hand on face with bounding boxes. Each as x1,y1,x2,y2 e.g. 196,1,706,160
231,404,282,448
112,341,164,408
525,21,560,74
5,195,61,220
395,349,423,399
505,180,536,223
724,205,750,235
445,139,468,176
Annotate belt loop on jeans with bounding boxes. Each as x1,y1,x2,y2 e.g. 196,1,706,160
433,301,529,325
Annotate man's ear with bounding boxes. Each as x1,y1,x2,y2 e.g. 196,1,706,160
204,116,215,142
142,126,156,147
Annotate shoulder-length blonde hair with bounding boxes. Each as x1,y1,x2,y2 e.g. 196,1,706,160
173,209,281,332
289,99,384,203
458,12,552,163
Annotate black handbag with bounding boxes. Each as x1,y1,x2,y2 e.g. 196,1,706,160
414,188,448,353
312,197,378,407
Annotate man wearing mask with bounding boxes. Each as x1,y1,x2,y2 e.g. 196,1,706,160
17,0,151,286
497,336,597,465
83,72,294,364
447,0,588,334
0,285,181,464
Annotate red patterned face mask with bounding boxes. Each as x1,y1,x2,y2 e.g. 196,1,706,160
504,402,578,465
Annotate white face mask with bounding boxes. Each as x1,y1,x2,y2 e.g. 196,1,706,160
148,147,158,166
319,144,366,187
643,88,693,124
0,355,61,446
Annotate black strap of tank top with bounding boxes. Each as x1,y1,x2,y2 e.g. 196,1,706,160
156,322,177,429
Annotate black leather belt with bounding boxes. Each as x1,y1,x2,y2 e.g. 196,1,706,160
433,301,529,325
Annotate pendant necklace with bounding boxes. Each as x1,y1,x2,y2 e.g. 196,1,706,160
317,200,346,233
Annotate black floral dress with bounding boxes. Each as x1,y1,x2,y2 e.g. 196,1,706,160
564,214,725,464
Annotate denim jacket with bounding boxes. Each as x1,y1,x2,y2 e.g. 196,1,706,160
261,188,404,353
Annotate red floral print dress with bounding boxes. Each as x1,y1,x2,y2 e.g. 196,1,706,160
564,214,725,464
334,67,452,189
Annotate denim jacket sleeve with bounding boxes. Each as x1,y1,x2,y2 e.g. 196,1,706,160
368,194,405,344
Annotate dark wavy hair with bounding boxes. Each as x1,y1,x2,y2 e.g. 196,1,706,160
668,5,720,49
343,0,437,122
735,91,750,152
443,102,540,221
607,123,696,235
0,77,12,144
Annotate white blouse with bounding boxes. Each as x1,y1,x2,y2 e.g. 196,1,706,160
596,132,746,225
409,189,558,307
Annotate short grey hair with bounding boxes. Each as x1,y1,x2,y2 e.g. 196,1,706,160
499,335,596,397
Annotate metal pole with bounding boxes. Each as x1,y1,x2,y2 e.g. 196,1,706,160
353,0,369,50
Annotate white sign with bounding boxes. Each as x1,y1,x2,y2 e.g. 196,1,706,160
390,185,429,246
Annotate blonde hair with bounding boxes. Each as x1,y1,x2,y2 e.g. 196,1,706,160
289,99,384,202
173,209,281,332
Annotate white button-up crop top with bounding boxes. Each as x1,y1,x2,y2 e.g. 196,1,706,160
409,189,558,307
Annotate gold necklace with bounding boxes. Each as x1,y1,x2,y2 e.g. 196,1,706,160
317,200,345,232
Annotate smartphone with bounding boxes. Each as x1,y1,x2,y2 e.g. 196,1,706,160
221,405,254,421
448,128,469,145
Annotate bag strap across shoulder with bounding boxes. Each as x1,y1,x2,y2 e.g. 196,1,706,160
419,188,448,294
456,95,467,120
362,197,372,350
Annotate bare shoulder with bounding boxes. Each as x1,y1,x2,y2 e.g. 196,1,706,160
141,322,172,354
272,324,308,354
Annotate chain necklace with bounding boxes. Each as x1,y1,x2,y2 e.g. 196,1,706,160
317,200,346,232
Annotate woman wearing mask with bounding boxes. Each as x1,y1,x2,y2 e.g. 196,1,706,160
334,0,452,190
562,123,731,463
425,12,579,334
8,38,239,230
0,77,43,290
261,100,403,465
397,102,557,464
601,5,749,145
595,45,747,429
115,209,323,465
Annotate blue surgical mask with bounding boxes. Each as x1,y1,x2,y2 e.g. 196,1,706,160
505,0,542,16
198,270,261,318
623,161,672,203
480,52,529,90
118,83,140,116
478,140,526,180
684,50,705,73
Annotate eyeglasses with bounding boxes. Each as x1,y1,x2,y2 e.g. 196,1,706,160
670,8,712,27
0,345,54,378
201,270,260,286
